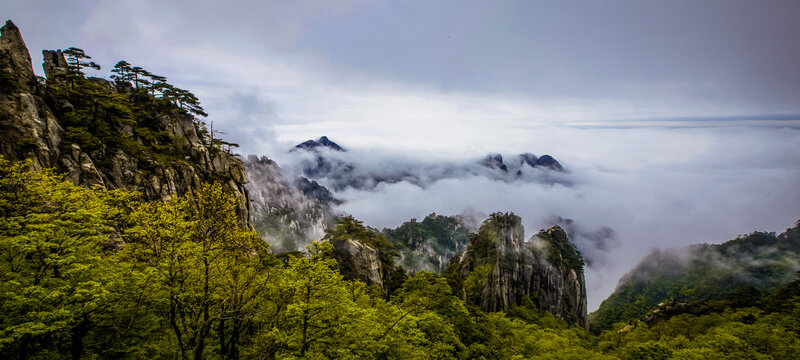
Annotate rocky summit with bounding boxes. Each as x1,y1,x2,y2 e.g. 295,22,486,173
293,135,345,152
447,212,588,328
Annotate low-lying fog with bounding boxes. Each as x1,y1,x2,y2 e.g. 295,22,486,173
268,125,800,310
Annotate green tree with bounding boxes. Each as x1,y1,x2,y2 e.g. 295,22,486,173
62,47,100,75
0,157,135,359
125,183,259,360
110,60,133,86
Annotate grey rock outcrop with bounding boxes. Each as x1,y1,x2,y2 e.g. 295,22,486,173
0,20,251,223
452,212,588,328
332,238,384,289
481,153,508,172
0,20,62,170
0,20,35,89
42,49,68,79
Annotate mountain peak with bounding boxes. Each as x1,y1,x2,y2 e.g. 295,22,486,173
519,152,564,171
0,19,35,89
481,153,508,172
293,136,345,152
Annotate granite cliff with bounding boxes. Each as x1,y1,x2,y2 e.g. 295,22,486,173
446,212,588,328
0,20,250,222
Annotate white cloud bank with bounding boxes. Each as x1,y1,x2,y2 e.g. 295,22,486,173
309,126,800,310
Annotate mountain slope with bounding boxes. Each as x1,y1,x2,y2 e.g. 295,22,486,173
590,220,800,332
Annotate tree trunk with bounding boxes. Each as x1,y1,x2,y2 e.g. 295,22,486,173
219,318,227,358
70,316,90,360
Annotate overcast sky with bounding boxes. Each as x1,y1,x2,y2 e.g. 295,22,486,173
4,0,800,309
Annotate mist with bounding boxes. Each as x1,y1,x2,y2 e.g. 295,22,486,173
274,125,800,310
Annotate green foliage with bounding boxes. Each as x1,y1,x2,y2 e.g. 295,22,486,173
0,157,136,359
594,295,800,360
46,69,201,167
62,47,100,76
538,226,585,272
12,136,37,153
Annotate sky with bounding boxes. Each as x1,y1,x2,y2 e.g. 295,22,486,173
3,0,800,310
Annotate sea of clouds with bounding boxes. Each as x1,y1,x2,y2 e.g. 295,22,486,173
266,125,800,310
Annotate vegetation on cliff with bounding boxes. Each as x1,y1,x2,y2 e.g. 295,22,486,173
0,20,250,223
383,213,471,273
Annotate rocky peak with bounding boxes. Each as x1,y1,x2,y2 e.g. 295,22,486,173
481,153,508,172
519,152,564,171
453,212,587,327
293,135,345,152
0,20,35,90
519,152,538,167
42,49,69,79
535,155,563,171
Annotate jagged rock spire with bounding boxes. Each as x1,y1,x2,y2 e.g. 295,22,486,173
0,20,36,89
42,49,69,79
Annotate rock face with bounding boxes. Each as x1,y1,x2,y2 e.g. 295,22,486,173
244,155,338,252
332,239,384,289
451,212,587,328
642,301,691,326
0,21,251,223
42,49,69,78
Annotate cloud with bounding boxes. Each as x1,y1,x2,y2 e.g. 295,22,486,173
274,126,800,310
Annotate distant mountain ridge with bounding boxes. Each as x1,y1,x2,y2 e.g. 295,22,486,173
589,220,800,333
289,136,568,191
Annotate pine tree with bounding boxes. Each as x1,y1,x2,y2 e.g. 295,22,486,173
110,60,133,86
62,47,101,75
